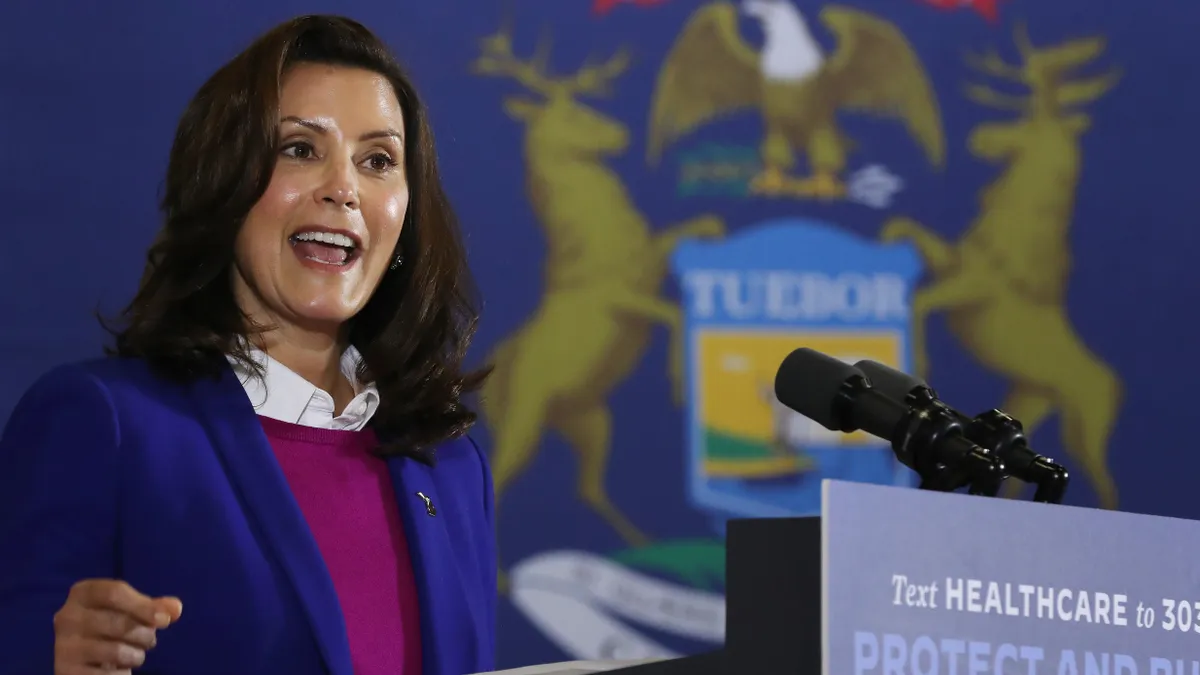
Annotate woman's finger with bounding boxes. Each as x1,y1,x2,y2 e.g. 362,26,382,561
76,609,157,648
71,580,161,627
55,664,124,675
63,634,146,670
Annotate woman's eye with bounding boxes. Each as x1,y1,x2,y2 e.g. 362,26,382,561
281,142,314,159
366,153,398,172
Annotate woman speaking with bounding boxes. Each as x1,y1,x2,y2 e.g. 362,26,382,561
0,15,495,675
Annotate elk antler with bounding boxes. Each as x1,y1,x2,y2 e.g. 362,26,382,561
1007,23,1111,85
1055,68,1122,109
963,83,1029,111
1013,21,1035,62
471,20,557,97
1031,36,1109,81
472,19,631,99
563,47,632,97
967,22,1116,114
965,48,1028,84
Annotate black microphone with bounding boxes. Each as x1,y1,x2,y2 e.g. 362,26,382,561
773,348,1003,492
854,360,1070,504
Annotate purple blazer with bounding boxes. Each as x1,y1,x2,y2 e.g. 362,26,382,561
0,357,497,675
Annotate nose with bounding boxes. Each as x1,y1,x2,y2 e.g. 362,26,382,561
317,160,359,210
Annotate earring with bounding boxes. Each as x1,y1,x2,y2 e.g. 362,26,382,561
389,254,404,270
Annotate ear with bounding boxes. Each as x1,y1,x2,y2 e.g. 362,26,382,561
503,96,542,121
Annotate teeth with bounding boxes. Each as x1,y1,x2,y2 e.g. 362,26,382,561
293,231,356,248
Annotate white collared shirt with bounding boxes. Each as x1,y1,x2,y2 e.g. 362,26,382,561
227,345,381,431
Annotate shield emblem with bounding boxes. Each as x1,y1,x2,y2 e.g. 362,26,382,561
672,218,923,524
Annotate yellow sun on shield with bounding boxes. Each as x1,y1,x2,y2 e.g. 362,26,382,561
697,331,901,480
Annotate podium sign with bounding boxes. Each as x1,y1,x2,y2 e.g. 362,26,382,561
822,480,1200,675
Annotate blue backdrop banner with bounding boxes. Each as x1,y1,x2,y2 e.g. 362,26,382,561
2,0,1196,669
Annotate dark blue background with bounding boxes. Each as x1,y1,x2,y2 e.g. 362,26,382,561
2,0,1194,668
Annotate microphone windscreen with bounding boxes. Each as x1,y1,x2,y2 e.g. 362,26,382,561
855,360,926,402
774,348,864,431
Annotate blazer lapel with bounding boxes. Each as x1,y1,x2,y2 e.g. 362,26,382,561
192,367,354,675
389,457,475,675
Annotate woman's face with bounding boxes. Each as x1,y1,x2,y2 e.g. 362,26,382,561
233,63,409,335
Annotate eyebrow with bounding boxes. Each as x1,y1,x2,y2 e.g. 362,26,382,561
281,115,404,143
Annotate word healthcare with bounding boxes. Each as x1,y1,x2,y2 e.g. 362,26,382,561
891,575,1129,626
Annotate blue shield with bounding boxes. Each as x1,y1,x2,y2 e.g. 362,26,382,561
671,218,923,527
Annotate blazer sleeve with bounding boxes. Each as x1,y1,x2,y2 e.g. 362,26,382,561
0,365,123,673
467,434,498,661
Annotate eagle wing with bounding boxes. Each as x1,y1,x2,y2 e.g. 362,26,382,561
819,5,945,167
646,2,761,165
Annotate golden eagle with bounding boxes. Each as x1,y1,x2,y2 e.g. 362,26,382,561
647,0,945,198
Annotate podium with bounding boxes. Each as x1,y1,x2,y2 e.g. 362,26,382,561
586,479,1200,675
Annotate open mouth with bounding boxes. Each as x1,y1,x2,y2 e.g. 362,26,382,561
289,230,361,267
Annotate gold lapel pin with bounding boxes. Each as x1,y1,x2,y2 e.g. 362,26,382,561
416,491,436,517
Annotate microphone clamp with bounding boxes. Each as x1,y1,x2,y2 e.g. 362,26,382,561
895,387,1006,497
966,409,1070,504
827,372,1006,494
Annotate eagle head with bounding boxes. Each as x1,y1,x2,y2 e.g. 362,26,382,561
741,0,799,23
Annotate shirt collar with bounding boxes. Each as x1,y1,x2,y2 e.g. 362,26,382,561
227,343,381,430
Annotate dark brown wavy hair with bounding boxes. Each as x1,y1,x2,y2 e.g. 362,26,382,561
103,15,489,462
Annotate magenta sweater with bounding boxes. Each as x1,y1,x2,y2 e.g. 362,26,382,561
258,416,422,675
